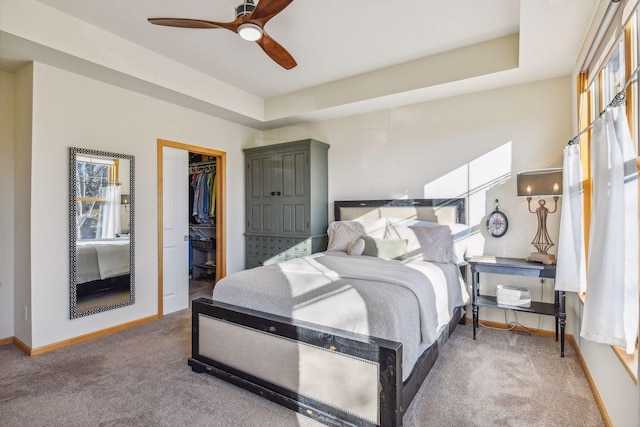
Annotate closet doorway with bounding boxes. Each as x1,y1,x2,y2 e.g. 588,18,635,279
157,139,226,318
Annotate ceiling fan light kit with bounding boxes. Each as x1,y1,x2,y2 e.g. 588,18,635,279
238,23,263,41
148,0,297,69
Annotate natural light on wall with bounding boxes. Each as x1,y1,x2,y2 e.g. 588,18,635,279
424,141,512,226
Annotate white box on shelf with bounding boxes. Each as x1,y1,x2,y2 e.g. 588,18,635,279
496,284,531,308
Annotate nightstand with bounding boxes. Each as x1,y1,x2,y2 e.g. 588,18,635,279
469,257,566,357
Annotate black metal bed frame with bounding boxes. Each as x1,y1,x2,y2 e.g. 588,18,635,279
188,198,467,426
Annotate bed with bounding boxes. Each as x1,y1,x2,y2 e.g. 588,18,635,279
188,199,470,426
76,239,130,296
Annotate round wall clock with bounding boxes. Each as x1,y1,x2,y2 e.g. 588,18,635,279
486,200,508,238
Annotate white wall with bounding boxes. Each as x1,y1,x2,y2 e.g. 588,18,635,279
0,71,16,340
4,61,634,425
263,76,570,331
569,298,638,427
264,74,640,424
13,64,34,346
18,62,256,348
2,66,573,344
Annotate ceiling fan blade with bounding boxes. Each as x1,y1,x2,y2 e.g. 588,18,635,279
256,31,297,69
148,18,241,32
248,0,294,26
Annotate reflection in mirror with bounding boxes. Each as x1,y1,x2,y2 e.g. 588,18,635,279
69,147,135,318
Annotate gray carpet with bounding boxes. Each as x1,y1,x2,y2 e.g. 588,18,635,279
0,282,603,426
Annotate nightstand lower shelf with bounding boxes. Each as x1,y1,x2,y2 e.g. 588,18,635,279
470,257,566,357
475,296,559,317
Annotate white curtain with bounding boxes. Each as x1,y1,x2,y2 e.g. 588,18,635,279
582,105,638,354
96,185,121,239
555,144,586,293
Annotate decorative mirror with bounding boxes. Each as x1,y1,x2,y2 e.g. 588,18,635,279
69,147,135,318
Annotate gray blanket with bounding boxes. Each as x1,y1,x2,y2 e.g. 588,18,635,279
213,251,469,380
76,240,130,284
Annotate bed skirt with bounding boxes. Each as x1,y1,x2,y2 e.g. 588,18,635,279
188,298,464,427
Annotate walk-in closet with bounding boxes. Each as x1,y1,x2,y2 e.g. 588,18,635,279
189,152,217,283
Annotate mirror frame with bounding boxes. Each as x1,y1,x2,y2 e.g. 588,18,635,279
69,147,135,319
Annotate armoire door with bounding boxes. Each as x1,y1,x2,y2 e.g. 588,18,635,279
279,149,308,235
246,153,279,234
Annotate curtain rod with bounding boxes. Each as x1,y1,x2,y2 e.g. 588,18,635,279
568,64,640,146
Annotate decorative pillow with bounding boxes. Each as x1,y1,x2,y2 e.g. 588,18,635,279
408,225,453,263
386,220,470,265
327,219,387,251
346,238,365,256
385,222,424,257
360,235,408,260
447,223,472,265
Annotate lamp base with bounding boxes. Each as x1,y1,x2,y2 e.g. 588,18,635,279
526,252,556,265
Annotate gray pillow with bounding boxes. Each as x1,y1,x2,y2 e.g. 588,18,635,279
360,235,407,260
327,219,387,251
408,225,453,263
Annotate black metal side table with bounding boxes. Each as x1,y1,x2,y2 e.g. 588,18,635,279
469,257,566,357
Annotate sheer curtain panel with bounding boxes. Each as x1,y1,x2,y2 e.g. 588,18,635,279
555,144,587,293
96,185,122,239
581,105,638,354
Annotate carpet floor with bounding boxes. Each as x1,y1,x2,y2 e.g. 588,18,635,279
0,283,604,426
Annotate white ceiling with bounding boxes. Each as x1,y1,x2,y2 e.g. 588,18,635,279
32,0,523,98
0,0,599,128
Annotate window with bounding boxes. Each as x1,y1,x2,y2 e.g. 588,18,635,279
576,3,639,382
75,156,120,240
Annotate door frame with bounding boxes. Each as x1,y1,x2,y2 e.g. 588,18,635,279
157,139,226,318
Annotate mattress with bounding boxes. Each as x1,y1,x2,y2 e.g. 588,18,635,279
212,251,469,381
76,239,130,284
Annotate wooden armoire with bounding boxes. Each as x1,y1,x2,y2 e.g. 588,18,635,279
244,139,330,268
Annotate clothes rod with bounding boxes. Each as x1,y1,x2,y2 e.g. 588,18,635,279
190,160,216,166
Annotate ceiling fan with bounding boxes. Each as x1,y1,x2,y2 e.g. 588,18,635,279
148,0,297,70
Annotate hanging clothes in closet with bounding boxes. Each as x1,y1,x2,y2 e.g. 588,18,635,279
188,160,216,280
190,164,216,224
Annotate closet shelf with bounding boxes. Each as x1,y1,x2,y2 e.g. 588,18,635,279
194,263,216,270
191,240,215,250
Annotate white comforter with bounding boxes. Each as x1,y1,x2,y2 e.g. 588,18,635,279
213,251,469,380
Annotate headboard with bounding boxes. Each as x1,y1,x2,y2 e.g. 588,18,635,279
334,198,466,224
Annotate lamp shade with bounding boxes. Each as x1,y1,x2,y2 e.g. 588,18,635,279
120,194,130,205
516,168,562,197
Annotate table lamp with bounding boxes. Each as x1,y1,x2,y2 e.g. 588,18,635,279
516,168,562,264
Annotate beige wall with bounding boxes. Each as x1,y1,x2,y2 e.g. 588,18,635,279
5,62,257,348
0,71,16,340
264,74,639,424
1,62,636,425
13,64,34,346
1,69,572,344
264,76,570,330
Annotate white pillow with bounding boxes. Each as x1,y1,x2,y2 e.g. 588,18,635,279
385,217,438,228
327,218,387,252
